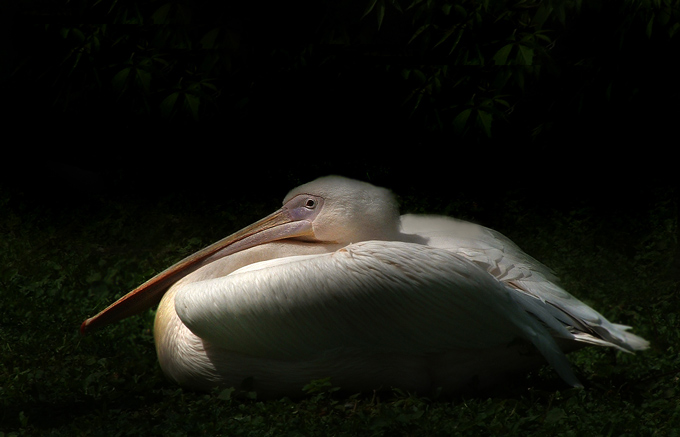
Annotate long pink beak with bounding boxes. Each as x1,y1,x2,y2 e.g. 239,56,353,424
80,208,312,334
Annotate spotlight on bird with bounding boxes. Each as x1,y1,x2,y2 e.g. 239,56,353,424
81,176,648,397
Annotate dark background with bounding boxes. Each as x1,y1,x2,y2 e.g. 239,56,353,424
3,0,678,209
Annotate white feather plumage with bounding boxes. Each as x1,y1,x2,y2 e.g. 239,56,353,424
142,177,649,396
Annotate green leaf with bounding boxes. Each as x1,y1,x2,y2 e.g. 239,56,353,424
302,377,337,394
71,28,85,42
535,32,552,43
494,97,510,107
408,24,431,44
112,67,131,91
532,4,553,28
453,108,472,133
670,22,680,39
152,3,171,24
493,44,513,65
200,28,220,49
362,0,379,19
432,75,441,92
135,69,151,93
454,4,467,18
160,92,179,116
411,92,424,111
412,68,426,84
434,26,458,49
545,407,568,424
201,81,217,92
376,0,386,29
185,93,200,120
476,109,493,137
646,13,654,38
517,44,533,65
447,28,465,55
218,387,235,400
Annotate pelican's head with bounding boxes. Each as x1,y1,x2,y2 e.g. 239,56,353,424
281,176,401,245
81,176,401,333
201,175,401,257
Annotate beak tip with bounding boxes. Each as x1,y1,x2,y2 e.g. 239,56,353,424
80,318,92,335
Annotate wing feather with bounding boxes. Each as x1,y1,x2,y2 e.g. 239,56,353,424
175,240,580,386
400,214,648,352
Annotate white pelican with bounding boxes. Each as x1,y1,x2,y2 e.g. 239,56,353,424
81,176,648,397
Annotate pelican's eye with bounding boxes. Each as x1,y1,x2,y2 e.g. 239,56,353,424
304,198,317,209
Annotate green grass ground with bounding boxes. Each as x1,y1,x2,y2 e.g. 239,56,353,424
2,173,678,436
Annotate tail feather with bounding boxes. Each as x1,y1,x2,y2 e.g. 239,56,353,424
508,282,649,354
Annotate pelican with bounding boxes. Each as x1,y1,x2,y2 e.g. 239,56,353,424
81,176,648,397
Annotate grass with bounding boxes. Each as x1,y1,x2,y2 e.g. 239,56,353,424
1,174,679,436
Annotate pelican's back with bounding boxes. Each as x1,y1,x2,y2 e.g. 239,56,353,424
399,214,649,353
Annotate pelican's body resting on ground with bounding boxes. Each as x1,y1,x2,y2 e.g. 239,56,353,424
81,176,648,396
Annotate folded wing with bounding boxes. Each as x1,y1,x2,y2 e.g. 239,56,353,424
175,240,582,387
400,214,649,353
